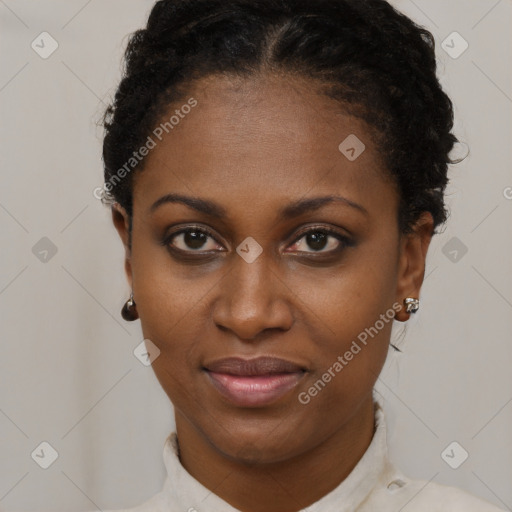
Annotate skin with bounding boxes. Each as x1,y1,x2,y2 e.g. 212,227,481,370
112,72,433,512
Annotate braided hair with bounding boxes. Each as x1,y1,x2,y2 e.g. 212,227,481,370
102,0,459,234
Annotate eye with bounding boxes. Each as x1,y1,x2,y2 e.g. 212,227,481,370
164,226,223,253
163,225,352,256
287,227,351,254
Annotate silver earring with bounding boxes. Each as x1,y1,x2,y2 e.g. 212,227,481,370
404,297,420,314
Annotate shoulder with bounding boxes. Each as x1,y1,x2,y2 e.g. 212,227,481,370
396,479,505,511
365,467,506,512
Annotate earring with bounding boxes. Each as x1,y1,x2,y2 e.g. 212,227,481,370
121,292,138,321
404,297,420,314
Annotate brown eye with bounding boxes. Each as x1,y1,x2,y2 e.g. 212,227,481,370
165,228,222,253
287,228,352,254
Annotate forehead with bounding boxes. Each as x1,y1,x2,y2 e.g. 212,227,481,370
132,73,396,222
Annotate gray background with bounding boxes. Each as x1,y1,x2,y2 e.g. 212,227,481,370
0,0,511,510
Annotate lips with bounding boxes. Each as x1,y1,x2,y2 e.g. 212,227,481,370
204,357,307,407
205,356,306,376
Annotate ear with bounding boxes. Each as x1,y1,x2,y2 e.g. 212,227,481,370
394,212,434,322
111,203,133,290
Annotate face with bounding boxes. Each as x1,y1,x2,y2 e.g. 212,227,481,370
113,73,432,464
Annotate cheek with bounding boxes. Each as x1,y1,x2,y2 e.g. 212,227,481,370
298,242,399,388
300,238,398,331
130,224,204,319
129,233,193,350
129,231,225,393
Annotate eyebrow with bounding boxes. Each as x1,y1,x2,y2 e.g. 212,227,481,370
149,193,369,218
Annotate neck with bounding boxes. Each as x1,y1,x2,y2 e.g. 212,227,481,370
174,396,376,512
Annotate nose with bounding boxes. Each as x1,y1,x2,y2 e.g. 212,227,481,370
212,251,294,341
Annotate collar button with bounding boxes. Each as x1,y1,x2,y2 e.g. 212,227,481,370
387,479,407,492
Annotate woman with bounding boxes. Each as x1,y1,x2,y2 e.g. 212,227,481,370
98,0,505,510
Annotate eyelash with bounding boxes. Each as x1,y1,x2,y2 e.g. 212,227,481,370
162,224,353,257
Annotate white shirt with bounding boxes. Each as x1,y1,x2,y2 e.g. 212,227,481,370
101,402,505,511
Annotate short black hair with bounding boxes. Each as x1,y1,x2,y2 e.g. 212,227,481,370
102,0,459,234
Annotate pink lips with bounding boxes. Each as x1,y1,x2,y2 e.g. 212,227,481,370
204,356,306,407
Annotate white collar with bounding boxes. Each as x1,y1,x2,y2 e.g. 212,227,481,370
158,398,393,511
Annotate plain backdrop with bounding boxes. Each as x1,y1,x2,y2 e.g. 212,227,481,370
0,1,511,511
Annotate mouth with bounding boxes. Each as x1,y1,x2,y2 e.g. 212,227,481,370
203,356,307,407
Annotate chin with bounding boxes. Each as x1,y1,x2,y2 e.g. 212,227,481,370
205,421,308,466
